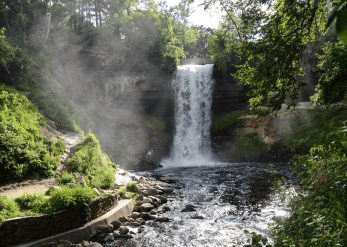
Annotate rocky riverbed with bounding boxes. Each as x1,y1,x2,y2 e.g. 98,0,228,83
42,162,298,247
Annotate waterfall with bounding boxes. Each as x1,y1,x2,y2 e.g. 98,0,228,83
165,64,215,166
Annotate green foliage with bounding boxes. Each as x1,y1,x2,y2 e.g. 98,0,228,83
141,119,165,131
126,182,137,191
47,185,97,213
117,188,126,198
67,133,115,189
313,41,347,105
14,192,48,213
0,85,65,181
236,132,267,152
0,195,23,227
213,110,249,130
244,230,271,247
285,106,347,151
57,171,76,185
271,121,347,246
0,28,17,72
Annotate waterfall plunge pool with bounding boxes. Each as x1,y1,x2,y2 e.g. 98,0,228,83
107,162,297,247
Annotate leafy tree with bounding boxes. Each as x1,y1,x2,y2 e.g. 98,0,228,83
312,41,347,105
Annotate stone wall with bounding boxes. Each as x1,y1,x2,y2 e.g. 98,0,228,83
0,194,118,247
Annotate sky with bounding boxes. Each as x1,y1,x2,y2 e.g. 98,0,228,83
156,0,223,29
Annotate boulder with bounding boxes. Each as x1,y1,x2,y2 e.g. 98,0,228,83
118,216,129,222
122,193,130,199
95,225,111,234
97,233,114,243
140,212,151,220
154,195,167,203
140,203,154,212
148,188,158,196
137,194,144,201
138,226,146,233
142,197,153,204
111,220,121,229
119,226,129,235
112,231,121,238
129,212,140,219
148,196,161,204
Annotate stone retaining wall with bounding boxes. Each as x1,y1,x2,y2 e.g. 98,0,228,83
0,194,119,247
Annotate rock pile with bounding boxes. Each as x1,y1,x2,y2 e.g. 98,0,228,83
40,175,176,247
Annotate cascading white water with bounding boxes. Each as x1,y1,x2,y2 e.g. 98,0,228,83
164,64,215,166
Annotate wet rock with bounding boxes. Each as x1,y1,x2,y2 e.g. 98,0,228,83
150,215,158,220
140,212,151,220
58,240,72,246
157,217,171,222
132,185,140,192
159,177,177,183
129,212,140,219
142,197,153,204
131,222,141,227
181,204,196,212
85,243,102,247
162,187,174,193
95,225,111,234
148,196,161,204
162,205,171,211
81,240,89,247
124,234,134,239
119,226,129,235
112,231,121,238
155,185,164,190
118,216,129,222
122,222,130,226
150,211,156,215
133,206,140,212
128,218,134,222
153,202,159,208
139,190,148,196
111,220,122,229
148,188,158,196
135,200,143,205
154,195,167,203
97,233,114,243
190,214,205,219
140,203,154,212
138,226,146,233
137,194,144,201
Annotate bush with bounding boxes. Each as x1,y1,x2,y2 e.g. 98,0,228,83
14,193,48,213
67,133,115,189
236,132,267,152
127,182,137,191
0,85,66,181
0,195,23,227
47,185,97,213
57,171,76,185
271,121,347,246
284,106,347,152
214,110,250,130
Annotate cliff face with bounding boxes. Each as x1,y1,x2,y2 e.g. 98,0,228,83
69,49,175,167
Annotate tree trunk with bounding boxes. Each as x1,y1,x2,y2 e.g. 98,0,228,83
43,0,51,44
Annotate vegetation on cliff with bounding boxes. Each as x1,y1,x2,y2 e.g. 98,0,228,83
0,85,65,181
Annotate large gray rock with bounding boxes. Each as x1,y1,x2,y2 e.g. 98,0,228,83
140,212,151,220
154,195,167,203
111,220,122,229
95,225,112,234
118,216,129,222
142,197,153,204
140,203,154,212
119,226,130,235
148,188,158,196
129,212,140,219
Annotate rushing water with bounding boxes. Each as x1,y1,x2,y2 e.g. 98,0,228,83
104,65,296,247
165,64,215,166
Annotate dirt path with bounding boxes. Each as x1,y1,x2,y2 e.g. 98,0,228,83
0,117,83,200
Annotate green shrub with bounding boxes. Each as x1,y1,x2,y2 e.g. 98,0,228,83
47,185,97,213
236,132,267,152
117,188,126,198
214,110,250,130
57,171,76,185
285,106,347,151
67,133,115,189
271,122,347,246
14,192,48,213
0,85,66,181
141,119,165,131
127,182,137,191
0,195,23,227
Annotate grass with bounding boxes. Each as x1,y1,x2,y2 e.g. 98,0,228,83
67,133,115,189
236,132,267,152
0,85,66,181
126,182,137,191
141,119,165,131
213,110,250,130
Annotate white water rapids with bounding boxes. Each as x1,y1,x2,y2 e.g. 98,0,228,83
163,64,215,167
